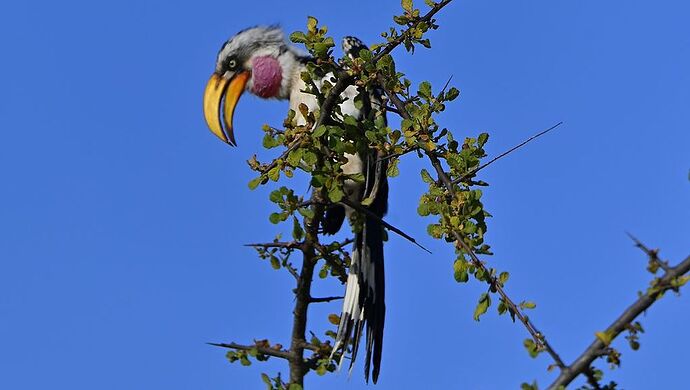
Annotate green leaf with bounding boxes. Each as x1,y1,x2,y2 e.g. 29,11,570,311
498,271,510,285
297,207,315,219
328,185,344,203
288,384,303,390
453,259,469,283
417,202,430,216
261,373,272,388
248,176,262,190
267,166,280,182
401,0,413,12
523,338,540,358
269,213,282,224
343,114,359,127
269,189,282,203
420,169,434,184
521,301,536,310
497,300,507,315
418,81,432,98
445,87,460,101
310,174,325,187
401,118,413,131
289,31,308,44
393,15,409,26
347,172,366,183
303,151,318,166
262,133,280,149
473,292,491,321
418,39,431,49
306,16,318,33
427,223,442,238
313,125,328,137
292,217,304,240
313,43,332,58
478,132,489,147
286,148,303,166
270,255,280,270
328,314,340,325
387,159,400,177
520,381,539,390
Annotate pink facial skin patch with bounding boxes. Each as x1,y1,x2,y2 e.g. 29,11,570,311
251,56,282,98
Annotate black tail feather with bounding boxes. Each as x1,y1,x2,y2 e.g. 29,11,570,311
332,213,385,383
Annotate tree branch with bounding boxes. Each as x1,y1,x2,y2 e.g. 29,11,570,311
287,191,325,385
547,254,690,389
429,150,566,368
310,295,343,303
373,0,454,61
245,241,302,249
379,77,566,368
245,241,301,280
208,342,294,360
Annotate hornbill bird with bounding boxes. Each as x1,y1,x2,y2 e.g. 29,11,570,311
202,26,388,383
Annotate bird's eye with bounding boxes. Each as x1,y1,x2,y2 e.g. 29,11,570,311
227,59,237,70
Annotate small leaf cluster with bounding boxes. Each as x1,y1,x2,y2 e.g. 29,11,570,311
644,272,690,300
304,331,340,376
261,372,301,390
252,237,298,272
419,133,490,253
576,371,620,390
226,340,279,366
624,321,644,351
290,16,335,60
372,0,441,53
316,240,351,282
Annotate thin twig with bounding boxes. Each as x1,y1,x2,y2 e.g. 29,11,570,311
452,122,563,185
310,296,344,303
339,198,432,254
380,77,566,368
547,254,690,389
284,262,300,281
245,242,301,280
378,146,420,162
245,241,302,249
207,342,294,360
626,232,672,272
438,75,454,97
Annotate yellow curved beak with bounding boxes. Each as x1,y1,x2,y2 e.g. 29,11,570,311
203,71,250,146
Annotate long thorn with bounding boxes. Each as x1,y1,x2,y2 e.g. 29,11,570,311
453,121,563,184
340,198,432,254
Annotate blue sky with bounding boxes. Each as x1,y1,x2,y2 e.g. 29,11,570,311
1,1,688,389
